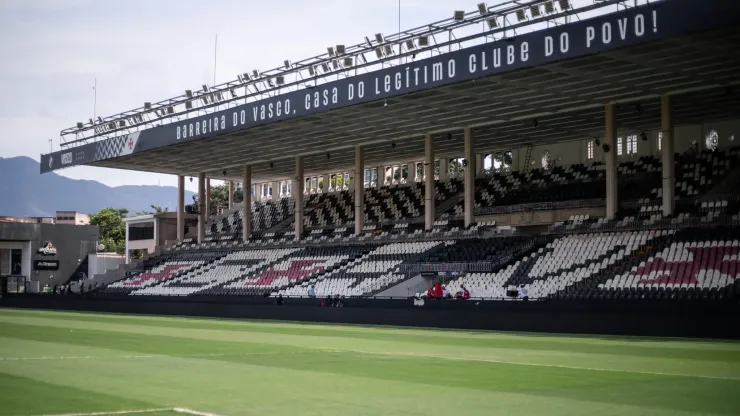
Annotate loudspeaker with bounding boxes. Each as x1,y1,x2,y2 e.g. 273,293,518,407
602,144,611,153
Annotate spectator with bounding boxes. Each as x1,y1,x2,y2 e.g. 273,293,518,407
276,294,284,305
519,284,529,301
433,283,443,299
442,285,450,299
308,285,316,298
53,284,58,295
461,285,470,300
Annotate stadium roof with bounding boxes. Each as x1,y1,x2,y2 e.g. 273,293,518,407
41,0,740,182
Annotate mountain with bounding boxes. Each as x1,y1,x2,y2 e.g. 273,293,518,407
0,156,195,217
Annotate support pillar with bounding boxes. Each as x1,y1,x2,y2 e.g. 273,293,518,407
197,172,206,243
439,158,449,181
177,175,184,242
464,128,476,227
294,156,304,239
228,181,234,209
661,95,675,217
475,153,483,175
355,146,365,235
424,134,435,230
323,174,331,193
605,104,618,220
124,222,130,264
205,178,211,217
242,166,251,241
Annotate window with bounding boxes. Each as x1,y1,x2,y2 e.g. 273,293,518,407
401,164,408,181
493,152,503,170
658,131,662,151
364,169,371,186
626,134,638,155
587,140,594,160
483,154,492,170
503,151,513,168
372,168,378,184
416,162,424,180
344,172,351,187
617,136,623,156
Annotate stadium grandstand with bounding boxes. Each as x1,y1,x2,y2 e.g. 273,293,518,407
7,0,740,320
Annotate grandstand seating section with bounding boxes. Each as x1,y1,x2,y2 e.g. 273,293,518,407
94,148,739,302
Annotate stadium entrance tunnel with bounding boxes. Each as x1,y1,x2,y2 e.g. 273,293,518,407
2,295,739,339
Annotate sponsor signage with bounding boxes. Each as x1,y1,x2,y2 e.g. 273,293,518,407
37,242,57,256
34,260,60,271
39,0,740,174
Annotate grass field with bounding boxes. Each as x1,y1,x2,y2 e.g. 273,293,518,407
0,308,739,416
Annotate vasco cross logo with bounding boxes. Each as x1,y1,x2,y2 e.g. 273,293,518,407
48,156,53,169
37,242,57,256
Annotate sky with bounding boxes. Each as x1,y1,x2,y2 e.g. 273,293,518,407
0,0,607,193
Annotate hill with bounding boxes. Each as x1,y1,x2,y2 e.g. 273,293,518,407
0,156,195,217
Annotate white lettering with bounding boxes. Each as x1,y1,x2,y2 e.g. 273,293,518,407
195,122,200,135
260,105,265,120
545,36,554,56
448,59,456,78
384,75,391,92
432,62,444,81
314,92,320,108
268,103,274,118
322,89,329,106
375,78,380,95
285,99,291,114
348,84,354,100
253,107,259,120
189,124,193,137
232,112,238,127
304,94,311,110
618,18,628,40
414,68,420,85
332,87,338,104
177,126,181,140
603,22,612,44
358,81,365,98
277,100,282,116
220,115,225,129
493,48,502,67
240,110,246,124
521,41,529,62
405,67,410,88
560,33,569,53
395,72,402,90
586,26,595,48
635,14,645,36
507,45,515,65
202,120,206,134
469,54,477,73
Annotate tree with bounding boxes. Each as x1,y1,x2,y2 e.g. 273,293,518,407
89,208,127,254
136,205,169,216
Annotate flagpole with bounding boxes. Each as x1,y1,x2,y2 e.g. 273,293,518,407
213,33,218,86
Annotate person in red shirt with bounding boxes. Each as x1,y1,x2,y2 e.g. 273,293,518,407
434,283,443,299
462,285,470,300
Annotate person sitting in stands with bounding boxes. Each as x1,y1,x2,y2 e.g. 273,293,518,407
334,294,341,307
461,285,470,300
308,285,316,298
276,294,284,305
442,285,450,299
433,283,443,299
426,287,435,299
519,284,529,301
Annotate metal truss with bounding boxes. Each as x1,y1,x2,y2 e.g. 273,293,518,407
58,0,657,149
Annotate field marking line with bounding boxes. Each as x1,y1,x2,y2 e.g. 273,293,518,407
173,408,224,416
34,408,172,416
320,347,740,381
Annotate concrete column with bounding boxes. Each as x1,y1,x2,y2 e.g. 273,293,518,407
205,178,211,217
355,146,365,235
197,172,206,243
323,174,331,193
424,134,435,230
294,156,304,239
242,166,251,241
475,153,483,175
439,158,449,181
228,181,234,209
177,175,184,242
464,128,476,227
605,104,618,220
124,222,130,264
661,95,675,217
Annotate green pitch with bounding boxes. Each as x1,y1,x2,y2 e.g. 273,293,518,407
0,308,739,416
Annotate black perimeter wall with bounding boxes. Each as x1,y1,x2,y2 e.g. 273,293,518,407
3,295,739,339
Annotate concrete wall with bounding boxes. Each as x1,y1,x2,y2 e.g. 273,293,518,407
0,222,99,287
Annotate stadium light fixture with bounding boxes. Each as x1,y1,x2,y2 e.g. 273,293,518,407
343,57,354,67
375,48,384,59
516,9,527,21
229,88,236,98
308,65,316,76
283,60,291,69
252,70,260,79
487,17,499,29
327,46,336,57
418,36,429,47
97,116,103,123
383,44,393,56
364,36,373,47
144,102,152,110
76,122,83,129
477,3,488,15
375,33,384,43
453,11,465,21
405,39,415,50
558,0,571,10
242,72,251,81
118,120,126,127
185,90,193,98
166,106,174,114
237,74,244,83
544,1,555,14
185,101,193,109
331,60,341,70
530,5,541,18
88,118,94,125
214,92,223,101
321,63,331,72
276,75,285,85
108,122,116,129
266,79,275,88
202,84,209,92
335,45,345,55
